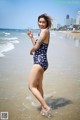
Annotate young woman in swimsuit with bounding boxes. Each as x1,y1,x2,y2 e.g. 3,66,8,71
27,13,52,116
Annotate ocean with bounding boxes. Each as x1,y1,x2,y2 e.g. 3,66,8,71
0,29,80,58
0,29,40,58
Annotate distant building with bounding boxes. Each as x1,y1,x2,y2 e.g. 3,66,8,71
76,11,80,25
52,18,57,29
70,18,76,25
65,14,76,26
57,24,61,29
66,14,69,19
66,14,70,25
51,21,54,30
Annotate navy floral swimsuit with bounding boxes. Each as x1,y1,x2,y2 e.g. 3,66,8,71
33,39,49,71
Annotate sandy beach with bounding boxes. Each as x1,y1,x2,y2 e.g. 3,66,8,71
0,30,80,120
61,31,80,38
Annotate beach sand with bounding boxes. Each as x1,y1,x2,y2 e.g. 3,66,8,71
0,31,80,120
61,31,80,38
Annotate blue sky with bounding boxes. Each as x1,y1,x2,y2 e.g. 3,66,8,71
0,0,80,29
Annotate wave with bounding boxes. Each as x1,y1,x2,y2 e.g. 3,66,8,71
0,52,4,57
0,36,20,57
4,32,10,36
0,32,11,36
10,40,20,44
4,37,18,40
0,42,15,57
21,33,26,35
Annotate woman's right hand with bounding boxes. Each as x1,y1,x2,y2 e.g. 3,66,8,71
27,30,33,39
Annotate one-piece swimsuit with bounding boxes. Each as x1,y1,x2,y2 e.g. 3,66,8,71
33,39,49,71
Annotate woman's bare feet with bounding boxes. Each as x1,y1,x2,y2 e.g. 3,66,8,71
40,107,52,118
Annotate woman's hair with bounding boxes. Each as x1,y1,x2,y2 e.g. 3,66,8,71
38,13,52,28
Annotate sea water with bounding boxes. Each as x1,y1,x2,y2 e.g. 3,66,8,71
0,29,40,58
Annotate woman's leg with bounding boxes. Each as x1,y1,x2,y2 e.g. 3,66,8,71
28,64,50,111
37,74,43,97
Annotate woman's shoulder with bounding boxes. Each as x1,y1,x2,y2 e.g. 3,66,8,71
41,28,49,34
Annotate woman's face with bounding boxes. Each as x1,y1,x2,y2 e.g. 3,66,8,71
38,18,47,29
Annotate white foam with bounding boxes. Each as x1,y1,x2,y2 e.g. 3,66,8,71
26,96,32,101
10,40,20,44
0,36,19,57
0,42,15,57
1,32,11,36
5,32,10,36
4,37,18,40
31,101,39,108
21,33,26,35
0,52,4,57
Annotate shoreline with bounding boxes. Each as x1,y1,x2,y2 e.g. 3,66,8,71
60,31,80,38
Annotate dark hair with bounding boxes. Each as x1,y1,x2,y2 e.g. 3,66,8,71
38,13,52,28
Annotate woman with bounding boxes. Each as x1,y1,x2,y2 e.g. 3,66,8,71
27,13,52,116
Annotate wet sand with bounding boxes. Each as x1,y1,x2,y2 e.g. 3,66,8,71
61,31,80,38
0,31,80,120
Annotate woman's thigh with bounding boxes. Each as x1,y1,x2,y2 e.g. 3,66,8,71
28,64,44,87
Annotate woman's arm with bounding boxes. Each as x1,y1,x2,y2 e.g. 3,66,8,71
27,30,35,45
30,29,47,55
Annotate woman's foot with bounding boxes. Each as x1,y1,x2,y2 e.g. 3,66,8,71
40,107,52,118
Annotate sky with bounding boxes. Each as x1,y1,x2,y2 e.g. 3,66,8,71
0,0,80,29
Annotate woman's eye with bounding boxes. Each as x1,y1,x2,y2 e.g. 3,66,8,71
39,21,45,23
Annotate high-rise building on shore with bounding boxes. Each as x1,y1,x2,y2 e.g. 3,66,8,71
66,14,70,25
76,11,80,25
70,18,76,25
52,18,57,29
65,14,76,26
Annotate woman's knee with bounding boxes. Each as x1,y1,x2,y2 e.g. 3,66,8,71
28,81,36,92
28,66,44,91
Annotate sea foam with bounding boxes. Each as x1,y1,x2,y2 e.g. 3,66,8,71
0,42,15,57
4,37,18,40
